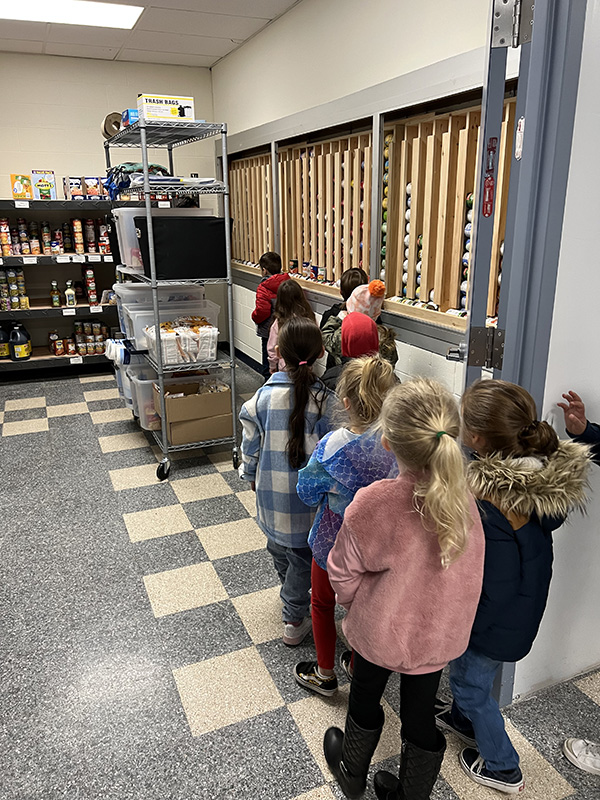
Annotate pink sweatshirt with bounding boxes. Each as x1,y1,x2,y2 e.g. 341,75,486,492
327,474,485,674
267,319,285,373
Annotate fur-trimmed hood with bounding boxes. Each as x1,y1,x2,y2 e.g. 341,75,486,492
467,439,591,520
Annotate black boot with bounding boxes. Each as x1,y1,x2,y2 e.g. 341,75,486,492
324,709,384,799
374,731,446,800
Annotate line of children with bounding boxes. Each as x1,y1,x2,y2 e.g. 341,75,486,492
251,251,290,379
243,263,592,799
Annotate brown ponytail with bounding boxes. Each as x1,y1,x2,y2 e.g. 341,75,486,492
462,379,559,458
278,317,326,469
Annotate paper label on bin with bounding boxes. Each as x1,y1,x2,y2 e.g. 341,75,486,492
23,256,37,264
15,200,29,208
90,305,103,313
105,255,113,262
158,201,170,208
72,255,85,262
69,356,83,365
88,254,101,262
62,308,76,316
56,255,70,263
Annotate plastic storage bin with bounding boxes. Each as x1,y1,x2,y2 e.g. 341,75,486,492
128,367,219,431
145,324,219,366
113,283,206,336
112,207,210,268
122,298,220,348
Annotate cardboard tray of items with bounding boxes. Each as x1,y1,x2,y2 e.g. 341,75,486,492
153,381,232,446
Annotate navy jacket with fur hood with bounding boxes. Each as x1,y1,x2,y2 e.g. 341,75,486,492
467,440,590,663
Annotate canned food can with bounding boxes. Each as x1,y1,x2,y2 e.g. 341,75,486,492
94,340,105,355
54,339,65,357
83,322,92,335
86,342,95,355
19,296,30,310
77,342,87,356
66,340,77,356
92,322,101,334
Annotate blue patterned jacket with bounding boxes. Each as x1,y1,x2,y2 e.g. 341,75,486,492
297,429,398,569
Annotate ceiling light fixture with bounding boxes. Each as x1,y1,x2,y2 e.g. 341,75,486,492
0,0,144,29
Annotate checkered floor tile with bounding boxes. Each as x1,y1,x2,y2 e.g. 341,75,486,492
2,363,599,799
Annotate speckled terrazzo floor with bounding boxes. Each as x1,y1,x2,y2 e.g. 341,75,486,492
1,362,600,799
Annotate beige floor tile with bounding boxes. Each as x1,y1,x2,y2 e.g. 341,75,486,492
293,788,336,800
47,402,89,418
91,408,135,424
196,517,265,560
79,374,116,384
289,686,402,779
207,449,235,472
575,671,600,704
143,562,227,618
123,504,193,543
2,418,49,437
171,472,232,504
83,388,120,402
4,396,46,411
236,490,257,517
109,462,160,491
99,432,150,453
441,719,574,800
231,585,282,644
173,646,284,735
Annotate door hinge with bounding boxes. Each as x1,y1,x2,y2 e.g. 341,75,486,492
492,0,534,48
448,326,505,369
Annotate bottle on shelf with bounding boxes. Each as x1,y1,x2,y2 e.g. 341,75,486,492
65,280,76,307
50,280,61,308
0,324,9,359
9,322,31,361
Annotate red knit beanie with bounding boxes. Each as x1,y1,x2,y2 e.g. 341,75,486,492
341,312,379,358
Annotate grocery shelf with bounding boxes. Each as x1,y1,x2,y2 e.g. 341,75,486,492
0,303,118,320
0,199,111,211
151,431,235,453
0,346,107,371
1,254,114,266
116,265,228,286
105,120,224,149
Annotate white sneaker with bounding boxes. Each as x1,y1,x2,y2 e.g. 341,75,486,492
283,617,312,646
563,738,600,775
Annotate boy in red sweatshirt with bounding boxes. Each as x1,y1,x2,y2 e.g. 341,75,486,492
252,252,289,378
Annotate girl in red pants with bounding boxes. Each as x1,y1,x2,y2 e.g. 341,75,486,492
294,355,397,695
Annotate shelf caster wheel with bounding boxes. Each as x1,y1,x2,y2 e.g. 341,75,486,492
232,450,240,470
157,460,171,481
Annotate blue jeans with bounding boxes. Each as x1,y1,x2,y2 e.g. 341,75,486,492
450,647,520,771
266,539,312,623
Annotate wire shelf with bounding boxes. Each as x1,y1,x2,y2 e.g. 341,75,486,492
128,183,226,196
145,354,233,373
152,431,235,453
116,266,229,286
104,120,225,149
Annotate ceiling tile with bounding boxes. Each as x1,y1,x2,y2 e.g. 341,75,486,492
0,20,47,40
45,43,120,60
126,29,235,57
47,24,130,46
138,8,268,39
0,39,44,54
99,0,298,18
117,49,215,68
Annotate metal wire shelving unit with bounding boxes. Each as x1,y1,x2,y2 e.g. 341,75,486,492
104,118,238,480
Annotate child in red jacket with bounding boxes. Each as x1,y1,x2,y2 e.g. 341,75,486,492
252,252,289,378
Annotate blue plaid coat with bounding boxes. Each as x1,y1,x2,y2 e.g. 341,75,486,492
239,372,336,549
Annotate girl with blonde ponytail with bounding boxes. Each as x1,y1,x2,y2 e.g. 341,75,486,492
295,356,398,698
323,378,485,800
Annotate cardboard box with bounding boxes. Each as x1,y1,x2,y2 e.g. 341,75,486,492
137,93,195,121
11,174,33,200
122,108,139,126
153,381,232,446
32,170,57,200
83,177,101,197
63,176,84,199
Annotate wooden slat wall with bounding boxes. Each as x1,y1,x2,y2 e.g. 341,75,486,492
229,154,271,263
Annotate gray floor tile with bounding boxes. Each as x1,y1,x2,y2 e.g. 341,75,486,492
95,419,145,437
102,447,158,470
86,398,126,411
2,407,47,421
183,493,251,529
213,547,278,597
114,482,180,513
155,600,252,669
220,468,248,493
131,530,209,574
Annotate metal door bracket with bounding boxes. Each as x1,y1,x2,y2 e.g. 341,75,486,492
492,0,534,48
